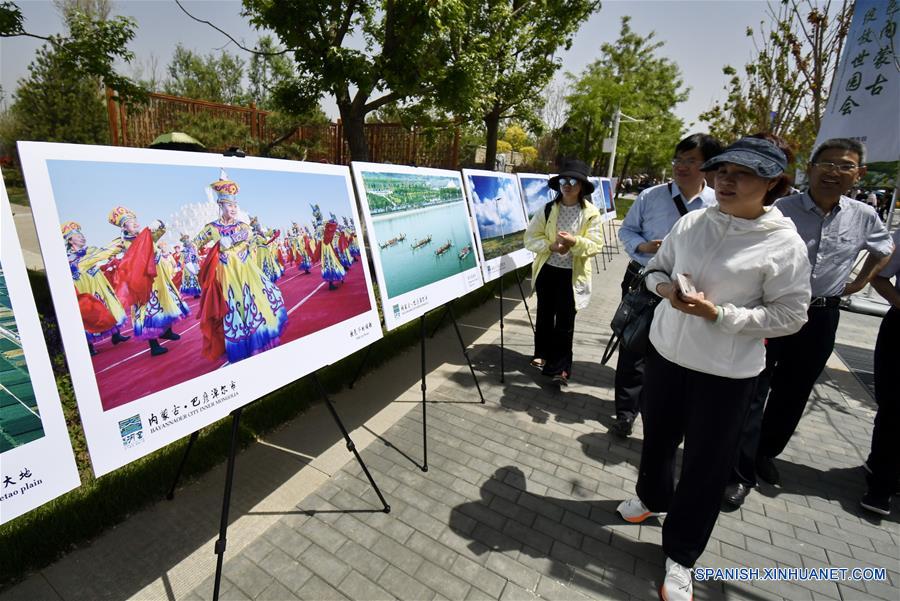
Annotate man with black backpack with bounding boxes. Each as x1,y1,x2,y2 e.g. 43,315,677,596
612,134,722,438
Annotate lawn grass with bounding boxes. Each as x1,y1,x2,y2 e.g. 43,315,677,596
614,195,634,221
5,186,29,207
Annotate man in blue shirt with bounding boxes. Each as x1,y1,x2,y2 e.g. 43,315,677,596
725,138,894,507
612,134,721,438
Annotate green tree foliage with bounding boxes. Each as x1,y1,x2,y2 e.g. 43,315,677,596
501,123,530,150
519,145,538,164
1,1,145,103
467,0,600,170
699,0,853,159
562,16,687,178
241,0,484,161
11,42,109,144
163,44,251,105
248,35,294,109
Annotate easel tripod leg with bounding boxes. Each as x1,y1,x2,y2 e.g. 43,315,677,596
498,275,504,384
212,408,243,601
514,269,535,333
448,304,485,402
167,430,199,500
420,315,428,472
311,374,390,513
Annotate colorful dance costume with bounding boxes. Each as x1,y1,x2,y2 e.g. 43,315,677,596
107,207,188,356
195,175,288,363
344,217,361,262
179,235,202,297
250,218,283,282
62,222,130,350
332,214,353,270
290,223,312,273
319,219,346,289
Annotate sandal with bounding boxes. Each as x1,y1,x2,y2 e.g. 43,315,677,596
552,371,569,387
530,358,545,370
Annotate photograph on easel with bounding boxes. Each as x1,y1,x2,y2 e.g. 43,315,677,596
352,163,483,330
18,143,382,476
0,180,80,523
588,176,606,215
517,173,556,220
461,169,533,283
599,177,616,222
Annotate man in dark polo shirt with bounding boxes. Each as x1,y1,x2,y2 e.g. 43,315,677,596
725,138,894,507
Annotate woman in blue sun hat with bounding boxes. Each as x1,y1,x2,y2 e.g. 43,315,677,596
614,136,811,601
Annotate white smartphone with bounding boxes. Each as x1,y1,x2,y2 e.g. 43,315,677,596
676,273,697,296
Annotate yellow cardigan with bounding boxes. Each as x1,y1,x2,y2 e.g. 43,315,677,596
523,200,604,310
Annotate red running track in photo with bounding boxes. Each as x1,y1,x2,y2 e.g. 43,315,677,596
89,260,373,411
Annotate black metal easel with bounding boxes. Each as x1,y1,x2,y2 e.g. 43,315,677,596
168,146,390,601
498,274,505,383
167,373,391,601
511,268,535,332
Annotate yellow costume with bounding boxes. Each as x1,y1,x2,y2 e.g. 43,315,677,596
107,207,189,341
194,176,288,363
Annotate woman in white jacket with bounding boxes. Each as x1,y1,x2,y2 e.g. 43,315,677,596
615,137,811,601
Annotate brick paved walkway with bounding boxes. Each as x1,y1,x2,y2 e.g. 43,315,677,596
3,246,897,601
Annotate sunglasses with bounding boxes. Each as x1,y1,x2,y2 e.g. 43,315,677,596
558,177,580,187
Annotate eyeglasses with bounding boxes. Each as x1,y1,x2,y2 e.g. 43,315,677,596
558,177,580,186
811,161,859,174
671,158,700,167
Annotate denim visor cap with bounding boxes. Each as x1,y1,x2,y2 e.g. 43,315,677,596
700,137,787,178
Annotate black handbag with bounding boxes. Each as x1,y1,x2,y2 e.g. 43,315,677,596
601,269,667,364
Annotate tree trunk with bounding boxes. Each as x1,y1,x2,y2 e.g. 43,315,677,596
582,114,593,161
616,151,632,201
484,107,501,171
338,101,369,162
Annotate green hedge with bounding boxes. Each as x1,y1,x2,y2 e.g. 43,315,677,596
0,267,527,588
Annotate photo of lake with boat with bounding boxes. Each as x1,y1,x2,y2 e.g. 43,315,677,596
356,168,479,298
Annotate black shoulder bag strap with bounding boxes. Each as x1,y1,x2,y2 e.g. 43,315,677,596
600,268,667,365
668,182,688,216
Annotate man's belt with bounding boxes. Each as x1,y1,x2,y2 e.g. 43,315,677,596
809,296,842,308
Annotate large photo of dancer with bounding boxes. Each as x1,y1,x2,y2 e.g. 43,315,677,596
19,143,382,476
352,163,483,330
1,182,80,521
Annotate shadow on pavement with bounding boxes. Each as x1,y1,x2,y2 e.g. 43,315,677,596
447,465,746,600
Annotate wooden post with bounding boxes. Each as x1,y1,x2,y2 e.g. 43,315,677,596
105,88,120,146
451,126,460,169
249,102,258,139
119,97,129,146
335,120,343,165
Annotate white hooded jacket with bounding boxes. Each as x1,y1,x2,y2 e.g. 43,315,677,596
644,206,812,379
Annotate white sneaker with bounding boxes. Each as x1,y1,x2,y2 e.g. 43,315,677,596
616,497,665,523
660,557,693,601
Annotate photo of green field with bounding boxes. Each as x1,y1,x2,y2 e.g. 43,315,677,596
481,234,526,261
0,263,45,454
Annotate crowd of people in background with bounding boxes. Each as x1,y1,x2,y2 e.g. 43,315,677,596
852,187,894,222
526,134,896,601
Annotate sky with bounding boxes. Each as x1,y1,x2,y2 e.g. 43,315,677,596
464,172,528,239
43,158,357,249
1,1,801,129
